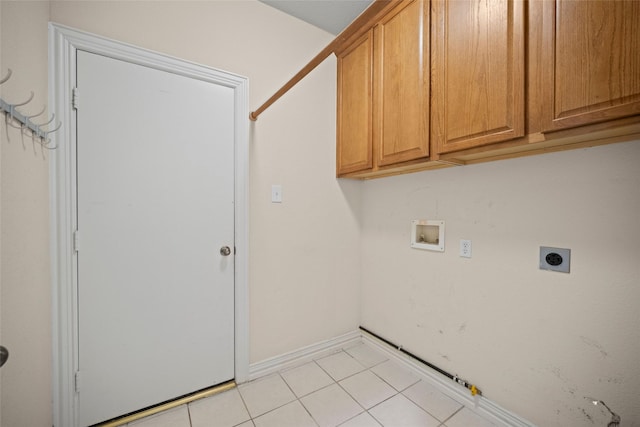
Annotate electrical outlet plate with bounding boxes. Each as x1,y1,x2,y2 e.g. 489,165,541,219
460,239,472,258
539,246,571,273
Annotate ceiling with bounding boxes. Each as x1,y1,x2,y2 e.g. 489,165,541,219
259,0,374,35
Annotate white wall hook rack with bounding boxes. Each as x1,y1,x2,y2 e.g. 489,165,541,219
0,68,61,149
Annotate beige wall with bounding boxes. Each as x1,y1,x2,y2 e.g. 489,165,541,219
3,1,639,427
49,0,362,368
3,1,362,425
360,140,640,426
1,1,53,426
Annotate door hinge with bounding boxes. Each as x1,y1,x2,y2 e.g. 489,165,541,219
74,371,81,393
73,230,79,253
72,87,79,110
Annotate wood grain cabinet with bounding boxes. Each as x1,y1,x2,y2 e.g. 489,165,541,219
335,0,640,179
431,0,525,154
374,0,430,166
540,0,640,132
336,30,374,175
336,0,429,177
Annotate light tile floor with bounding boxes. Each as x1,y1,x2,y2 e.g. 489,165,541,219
126,343,497,427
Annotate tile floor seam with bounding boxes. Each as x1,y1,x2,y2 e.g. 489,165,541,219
300,381,365,427
368,365,413,394
338,368,400,412
334,376,375,414
330,346,430,426
335,409,379,427
300,397,327,427
299,402,322,427
277,371,300,401
313,354,338,382
401,384,466,424
248,396,296,422
338,366,378,409
277,371,321,427
292,360,336,399
364,411,384,427
315,350,368,383
256,398,321,427
186,402,192,427
369,389,437,426
244,371,325,426
344,346,388,370
338,367,436,427
235,383,257,425
130,344,500,427
440,404,465,426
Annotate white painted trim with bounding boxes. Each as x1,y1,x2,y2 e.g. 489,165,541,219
360,332,535,427
248,330,362,381
48,23,250,427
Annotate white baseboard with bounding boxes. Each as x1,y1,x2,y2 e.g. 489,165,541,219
247,328,534,427
248,330,362,381
360,331,535,427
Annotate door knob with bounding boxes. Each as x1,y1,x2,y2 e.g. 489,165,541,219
0,346,8,368
220,246,232,256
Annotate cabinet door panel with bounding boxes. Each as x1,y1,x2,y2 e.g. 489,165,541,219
432,0,525,154
542,0,640,131
337,31,374,175
375,0,429,166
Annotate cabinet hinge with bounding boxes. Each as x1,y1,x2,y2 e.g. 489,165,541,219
72,87,79,110
73,230,79,253
74,371,81,393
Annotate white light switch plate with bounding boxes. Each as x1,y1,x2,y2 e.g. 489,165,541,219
271,185,282,203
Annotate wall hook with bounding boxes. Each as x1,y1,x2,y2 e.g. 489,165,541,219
11,91,35,108
0,69,58,150
0,69,12,85
18,106,47,133
42,121,62,139
35,113,55,128
6,91,35,122
45,121,62,134
25,105,47,120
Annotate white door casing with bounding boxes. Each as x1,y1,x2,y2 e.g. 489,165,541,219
49,24,249,427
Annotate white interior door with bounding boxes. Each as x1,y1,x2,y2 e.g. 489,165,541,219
76,50,235,426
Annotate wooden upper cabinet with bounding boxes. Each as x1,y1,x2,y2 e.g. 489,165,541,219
336,30,374,175
374,0,430,166
541,0,640,132
333,0,640,179
431,0,525,154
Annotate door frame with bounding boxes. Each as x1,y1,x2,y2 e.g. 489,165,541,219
48,23,250,427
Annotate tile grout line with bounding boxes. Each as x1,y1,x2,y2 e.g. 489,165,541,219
186,401,193,427
308,352,366,427
311,349,394,427
191,344,486,427
342,345,462,427
327,349,407,427
235,383,257,426
439,404,465,426
326,348,404,427
368,361,418,394
276,371,321,427
337,348,430,427
400,385,461,425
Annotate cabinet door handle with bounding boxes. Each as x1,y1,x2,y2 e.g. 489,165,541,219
220,246,232,256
